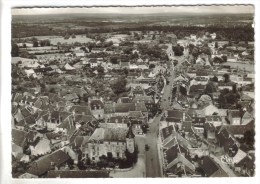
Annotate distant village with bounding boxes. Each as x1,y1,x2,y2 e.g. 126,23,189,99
11,30,255,178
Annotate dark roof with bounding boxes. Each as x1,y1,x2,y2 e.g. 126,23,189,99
12,129,27,147
204,122,216,132
161,125,173,140
201,156,219,177
107,116,129,124
182,121,192,133
216,128,230,147
167,110,183,119
34,67,53,73
225,121,254,136
27,150,71,176
235,155,254,171
228,110,242,118
129,111,144,119
189,84,206,93
115,103,135,113
69,105,92,116
165,144,188,164
46,170,110,178
118,97,132,103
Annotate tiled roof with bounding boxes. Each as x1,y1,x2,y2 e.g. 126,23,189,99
27,150,70,176
161,125,174,141
104,128,128,142
12,129,27,147
201,156,219,177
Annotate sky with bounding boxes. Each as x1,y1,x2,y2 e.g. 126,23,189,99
12,5,254,15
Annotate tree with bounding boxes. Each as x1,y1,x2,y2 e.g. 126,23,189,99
71,33,76,39
32,39,39,47
191,47,200,61
221,55,228,63
223,73,230,83
64,33,70,40
213,57,223,64
11,43,19,57
149,64,155,69
215,41,218,48
97,65,104,75
172,44,184,56
210,76,218,82
204,82,216,94
110,57,119,64
244,130,255,147
111,78,127,95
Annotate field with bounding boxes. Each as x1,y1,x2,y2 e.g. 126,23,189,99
106,34,129,44
20,35,93,45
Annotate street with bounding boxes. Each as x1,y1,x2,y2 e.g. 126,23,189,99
145,58,176,177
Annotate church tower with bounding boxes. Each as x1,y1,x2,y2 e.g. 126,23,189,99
126,125,135,154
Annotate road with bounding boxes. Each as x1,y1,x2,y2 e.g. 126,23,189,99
145,57,176,177
145,115,162,177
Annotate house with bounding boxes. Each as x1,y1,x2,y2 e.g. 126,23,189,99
120,61,130,69
101,116,129,128
64,93,79,103
164,144,195,177
206,115,222,127
218,82,235,91
89,58,98,68
224,120,254,139
227,110,242,125
164,110,192,130
241,111,253,125
201,156,228,177
12,129,29,159
29,137,52,156
117,97,132,103
204,122,217,142
89,100,104,120
26,150,71,177
234,154,254,176
91,48,105,53
128,111,146,134
192,117,206,136
64,63,75,70
87,126,134,161
216,128,239,156
188,84,206,98
104,102,148,119
74,50,85,57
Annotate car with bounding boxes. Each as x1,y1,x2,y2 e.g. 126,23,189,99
145,144,150,151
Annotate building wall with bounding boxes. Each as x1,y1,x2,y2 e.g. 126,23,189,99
87,141,126,161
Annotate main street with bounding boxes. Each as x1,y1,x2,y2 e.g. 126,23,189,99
145,57,176,177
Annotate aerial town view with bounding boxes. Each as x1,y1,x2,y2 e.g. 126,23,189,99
10,5,255,178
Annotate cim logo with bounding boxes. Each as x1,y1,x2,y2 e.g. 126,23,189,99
220,155,233,164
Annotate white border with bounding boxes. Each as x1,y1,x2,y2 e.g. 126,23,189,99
1,1,259,184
